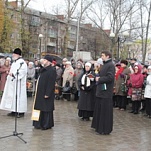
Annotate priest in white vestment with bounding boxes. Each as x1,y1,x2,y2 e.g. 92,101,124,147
0,48,27,118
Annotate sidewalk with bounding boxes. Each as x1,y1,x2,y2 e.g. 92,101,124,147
0,98,151,151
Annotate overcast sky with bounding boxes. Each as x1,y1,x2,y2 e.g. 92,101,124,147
27,0,62,12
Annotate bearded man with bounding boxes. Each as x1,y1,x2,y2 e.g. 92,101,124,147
33,55,56,130
0,48,27,118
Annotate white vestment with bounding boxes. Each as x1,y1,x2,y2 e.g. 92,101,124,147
0,58,27,112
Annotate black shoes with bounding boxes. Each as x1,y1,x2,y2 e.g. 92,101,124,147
81,117,90,121
133,111,139,114
17,113,24,118
7,112,24,118
7,112,15,116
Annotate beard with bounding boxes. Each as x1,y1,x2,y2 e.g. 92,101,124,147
12,56,18,61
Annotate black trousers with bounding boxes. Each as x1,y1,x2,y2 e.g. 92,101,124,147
146,98,151,116
132,101,141,112
117,95,127,109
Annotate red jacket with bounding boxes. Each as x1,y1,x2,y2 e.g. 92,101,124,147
128,65,144,96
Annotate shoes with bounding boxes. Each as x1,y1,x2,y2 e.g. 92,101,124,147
34,126,41,129
100,132,110,135
129,110,134,113
41,127,49,130
120,108,125,111
17,113,24,118
7,112,15,116
133,111,138,114
81,117,84,121
85,117,90,121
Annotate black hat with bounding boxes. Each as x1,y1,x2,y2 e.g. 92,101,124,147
13,48,22,56
56,63,61,67
120,59,128,65
44,55,52,62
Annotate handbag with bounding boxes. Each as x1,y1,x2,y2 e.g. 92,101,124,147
71,82,77,94
131,88,142,101
120,75,128,93
62,80,71,92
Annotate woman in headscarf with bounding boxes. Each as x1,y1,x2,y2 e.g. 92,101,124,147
73,61,83,101
77,62,96,121
0,59,10,95
128,64,144,114
27,61,35,97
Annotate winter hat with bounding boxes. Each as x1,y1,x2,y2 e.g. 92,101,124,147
44,55,53,62
65,61,71,65
148,65,151,69
62,58,68,62
85,62,92,68
97,58,103,65
13,48,22,56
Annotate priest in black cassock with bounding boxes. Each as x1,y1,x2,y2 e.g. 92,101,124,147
33,55,56,130
91,51,115,135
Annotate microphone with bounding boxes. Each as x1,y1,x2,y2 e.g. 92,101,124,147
12,74,15,79
20,62,24,65
11,73,15,81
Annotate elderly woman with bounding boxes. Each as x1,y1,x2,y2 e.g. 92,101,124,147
0,59,10,95
27,61,35,97
77,62,96,121
128,65,144,114
62,61,74,101
73,61,83,101
115,60,131,110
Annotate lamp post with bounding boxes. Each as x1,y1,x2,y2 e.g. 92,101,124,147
75,17,80,61
38,34,43,59
110,31,129,59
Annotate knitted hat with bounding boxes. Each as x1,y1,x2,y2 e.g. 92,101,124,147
44,55,52,62
97,58,103,65
13,48,22,56
65,61,71,65
148,65,151,69
85,62,92,68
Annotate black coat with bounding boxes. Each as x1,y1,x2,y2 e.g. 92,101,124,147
34,65,56,112
96,59,115,98
77,71,96,111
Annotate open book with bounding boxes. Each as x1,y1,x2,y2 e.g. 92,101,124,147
87,73,95,78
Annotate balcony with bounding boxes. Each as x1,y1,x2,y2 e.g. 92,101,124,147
47,42,56,47
68,44,75,49
48,33,57,38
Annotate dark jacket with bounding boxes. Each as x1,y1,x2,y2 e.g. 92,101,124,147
77,70,96,111
96,59,115,98
34,65,56,112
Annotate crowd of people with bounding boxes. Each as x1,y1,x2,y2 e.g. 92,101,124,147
0,48,151,135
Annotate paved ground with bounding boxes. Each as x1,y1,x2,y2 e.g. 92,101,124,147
0,97,151,151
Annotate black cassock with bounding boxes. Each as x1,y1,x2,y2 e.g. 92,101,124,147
33,65,56,130
91,97,113,134
91,59,115,134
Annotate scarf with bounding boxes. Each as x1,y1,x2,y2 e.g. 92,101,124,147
115,67,124,80
81,74,91,87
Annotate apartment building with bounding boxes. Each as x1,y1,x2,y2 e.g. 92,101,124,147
6,1,111,59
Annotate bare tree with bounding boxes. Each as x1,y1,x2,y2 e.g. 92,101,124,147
143,0,151,63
